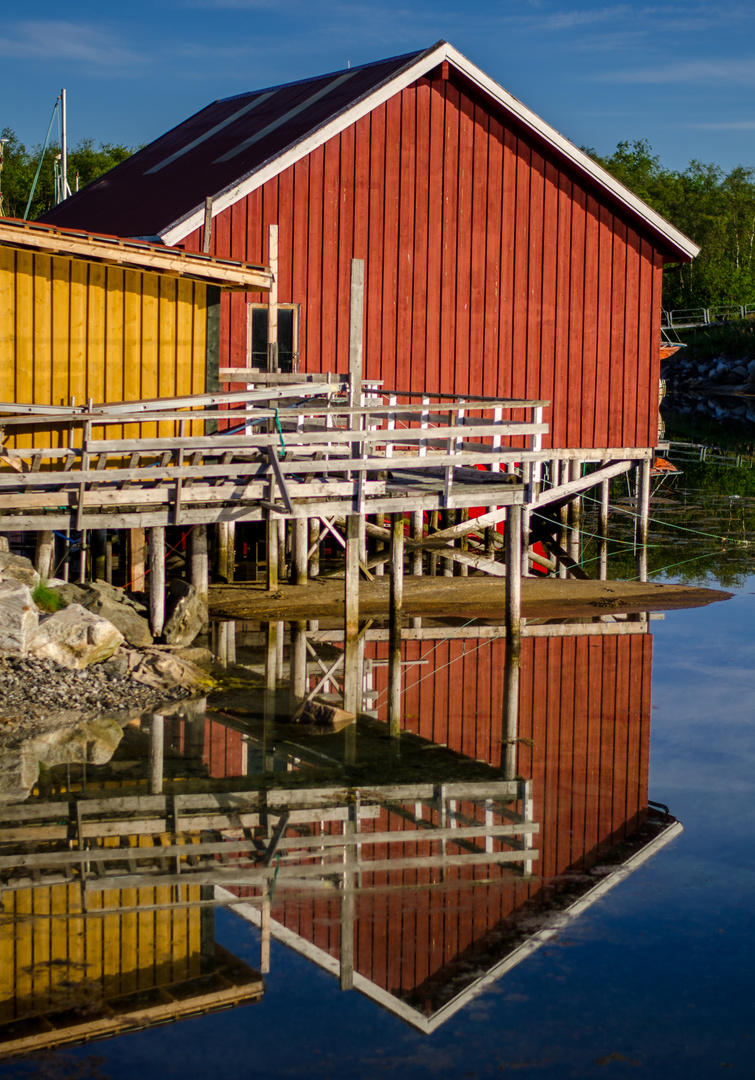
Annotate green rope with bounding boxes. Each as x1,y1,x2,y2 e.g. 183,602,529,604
627,549,722,581
24,99,59,220
274,408,286,460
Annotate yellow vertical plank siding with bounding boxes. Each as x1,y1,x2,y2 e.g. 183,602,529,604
31,887,52,1013
140,273,160,441
33,256,53,450
14,252,35,450
101,887,121,998
51,257,71,425
123,270,143,441
12,891,33,1014
0,249,212,449
48,883,70,1007
158,277,178,439
0,247,15,405
84,888,104,995
0,905,13,1022
69,260,89,411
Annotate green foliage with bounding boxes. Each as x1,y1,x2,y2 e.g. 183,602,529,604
585,139,755,310
32,582,67,613
675,318,755,365
0,127,137,221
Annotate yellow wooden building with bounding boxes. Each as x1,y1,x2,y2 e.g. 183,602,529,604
0,219,272,448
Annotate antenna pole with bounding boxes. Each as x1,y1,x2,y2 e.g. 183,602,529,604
60,88,68,201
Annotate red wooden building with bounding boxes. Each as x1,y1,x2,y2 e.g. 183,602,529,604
41,41,698,453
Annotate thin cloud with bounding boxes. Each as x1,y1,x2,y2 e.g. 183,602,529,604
591,59,755,85
0,20,145,69
690,120,755,130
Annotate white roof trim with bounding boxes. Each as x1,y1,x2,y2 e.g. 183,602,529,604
161,42,698,260
216,818,683,1034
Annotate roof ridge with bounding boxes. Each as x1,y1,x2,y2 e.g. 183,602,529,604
216,44,441,104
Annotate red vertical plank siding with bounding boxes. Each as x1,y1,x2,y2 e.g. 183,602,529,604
551,172,573,449
538,160,559,442
336,127,355,367
306,145,325,375
321,139,340,372
498,127,517,406
469,105,490,398
525,150,545,422
623,229,642,447
482,115,503,398
206,74,671,447
454,89,474,394
594,205,615,447
396,89,416,390
580,197,599,447
382,94,402,390
440,83,460,397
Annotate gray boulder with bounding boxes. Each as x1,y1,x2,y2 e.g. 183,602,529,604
52,580,152,647
163,580,208,647
30,603,124,669
0,551,38,589
0,580,39,656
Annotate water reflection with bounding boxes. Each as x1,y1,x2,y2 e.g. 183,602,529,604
0,614,680,1057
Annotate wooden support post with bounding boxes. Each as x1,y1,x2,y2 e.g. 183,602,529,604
503,503,522,780
637,457,651,582
388,512,405,738
263,621,277,771
34,530,55,581
428,510,439,576
266,515,279,591
129,528,146,593
374,512,385,576
343,515,360,716
260,882,271,975
308,518,320,579
78,529,87,584
217,521,235,583
411,511,423,576
348,260,364,409
568,459,581,567
293,517,308,586
149,713,164,795
442,510,455,577
105,536,113,584
189,524,209,625
458,508,469,576
599,468,610,581
149,527,165,637
290,621,307,709
278,518,287,582
340,839,355,990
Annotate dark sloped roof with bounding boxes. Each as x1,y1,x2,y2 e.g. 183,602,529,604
40,42,698,260
39,47,432,240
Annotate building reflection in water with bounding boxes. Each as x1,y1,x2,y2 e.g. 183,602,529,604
0,614,681,1055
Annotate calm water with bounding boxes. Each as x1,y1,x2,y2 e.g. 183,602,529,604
0,484,753,1079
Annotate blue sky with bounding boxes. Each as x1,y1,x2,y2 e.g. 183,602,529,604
2,0,755,174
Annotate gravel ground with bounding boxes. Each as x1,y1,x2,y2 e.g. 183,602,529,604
0,654,193,740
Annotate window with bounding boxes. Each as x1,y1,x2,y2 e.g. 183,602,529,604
247,303,300,373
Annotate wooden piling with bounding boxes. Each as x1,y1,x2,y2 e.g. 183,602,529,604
290,620,307,709
149,526,165,637
148,713,164,795
293,517,308,585
637,457,651,582
129,528,146,593
388,512,405,738
411,511,423,576
266,515,279,590
189,524,209,621
34,530,55,581
217,521,235,583
599,466,610,581
343,514,361,716
568,459,581,567
308,518,320,579
503,503,522,780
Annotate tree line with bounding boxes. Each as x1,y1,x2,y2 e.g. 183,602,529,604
586,139,755,311
0,128,135,222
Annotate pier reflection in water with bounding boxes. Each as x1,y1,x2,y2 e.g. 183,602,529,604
0,612,678,1059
